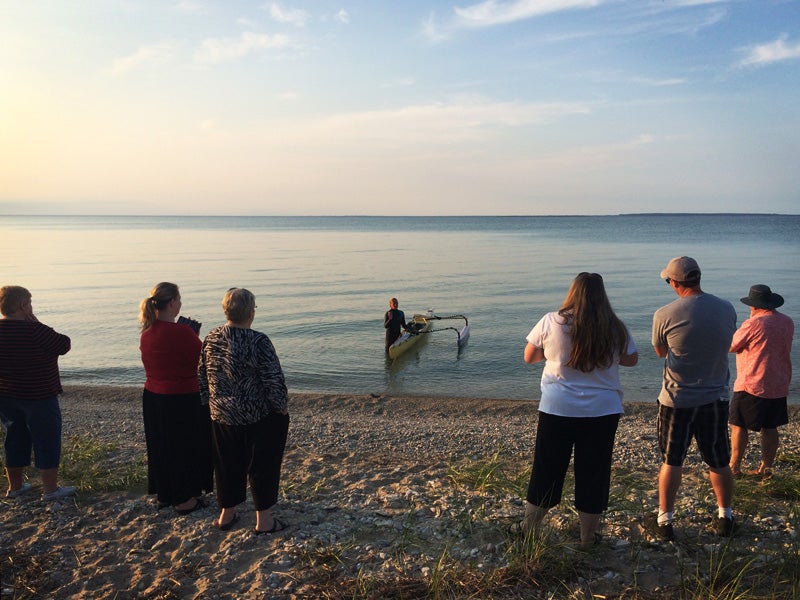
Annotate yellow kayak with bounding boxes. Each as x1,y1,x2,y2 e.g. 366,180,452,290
387,314,432,359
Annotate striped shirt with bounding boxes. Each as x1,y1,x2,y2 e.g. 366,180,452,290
0,319,71,400
199,325,288,426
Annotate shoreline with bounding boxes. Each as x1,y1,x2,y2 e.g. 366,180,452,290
55,381,800,407
2,385,798,599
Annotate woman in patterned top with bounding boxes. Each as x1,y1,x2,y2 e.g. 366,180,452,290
199,288,290,534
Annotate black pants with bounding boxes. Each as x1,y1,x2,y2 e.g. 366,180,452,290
212,412,290,510
385,329,402,352
142,390,213,505
526,411,620,514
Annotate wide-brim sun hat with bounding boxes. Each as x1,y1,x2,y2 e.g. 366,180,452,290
741,284,784,310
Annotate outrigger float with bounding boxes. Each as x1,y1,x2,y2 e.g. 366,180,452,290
387,310,470,359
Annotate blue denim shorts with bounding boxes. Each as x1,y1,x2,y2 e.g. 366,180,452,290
0,396,63,469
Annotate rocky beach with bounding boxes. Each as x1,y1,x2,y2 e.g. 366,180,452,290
1,386,799,599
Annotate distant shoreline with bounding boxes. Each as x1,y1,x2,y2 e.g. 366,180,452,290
2,212,799,218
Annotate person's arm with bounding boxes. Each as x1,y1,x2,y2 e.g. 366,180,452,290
32,323,71,356
652,312,667,358
257,335,289,414
729,321,749,353
620,327,639,366
524,342,545,364
383,311,392,329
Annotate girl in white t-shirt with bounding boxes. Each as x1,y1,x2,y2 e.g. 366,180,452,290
521,272,638,546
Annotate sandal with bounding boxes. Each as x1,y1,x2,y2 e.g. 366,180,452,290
253,517,288,535
218,512,240,531
175,497,206,515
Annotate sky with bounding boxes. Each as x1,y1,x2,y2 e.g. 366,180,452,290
1,0,799,216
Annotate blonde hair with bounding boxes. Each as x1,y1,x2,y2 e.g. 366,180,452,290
139,282,179,331
223,288,256,323
0,285,31,317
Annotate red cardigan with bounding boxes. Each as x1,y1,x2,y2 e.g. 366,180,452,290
140,320,202,395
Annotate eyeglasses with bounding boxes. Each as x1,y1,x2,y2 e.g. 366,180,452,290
664,278,671,284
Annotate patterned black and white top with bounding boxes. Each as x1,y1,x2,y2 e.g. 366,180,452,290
199,325,288,426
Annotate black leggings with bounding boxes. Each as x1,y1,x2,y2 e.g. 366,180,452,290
526,411,620,514
212,412,290,510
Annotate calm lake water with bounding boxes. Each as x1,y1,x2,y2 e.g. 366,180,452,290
1,214,797,402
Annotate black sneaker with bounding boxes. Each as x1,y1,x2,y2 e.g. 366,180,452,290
714,516,735,537
644,512,675,542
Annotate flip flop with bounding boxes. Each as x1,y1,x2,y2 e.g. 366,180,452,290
253,517,288,535
175,497,206,515
218,512,240,531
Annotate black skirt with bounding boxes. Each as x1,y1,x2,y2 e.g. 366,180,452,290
142,389,214,505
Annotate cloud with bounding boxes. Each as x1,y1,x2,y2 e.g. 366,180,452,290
334,9,349,24
737,35,800,68
267,2,309,27
382,77,416,88
110,42,174,75
453,0,602,28
421,12,449,43
175,0,205,14
423,0,602,42
305,99,592,146
631,77,687,87
195,32,291,65
670,0,729,5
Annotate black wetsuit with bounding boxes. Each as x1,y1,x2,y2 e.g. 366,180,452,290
384,308,406,352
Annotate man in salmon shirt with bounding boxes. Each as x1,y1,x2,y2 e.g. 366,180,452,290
729,284,794,479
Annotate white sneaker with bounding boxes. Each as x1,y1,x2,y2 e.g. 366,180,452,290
42,486,76,501
6,482,34,499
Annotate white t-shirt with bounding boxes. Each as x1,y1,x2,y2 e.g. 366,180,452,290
526,312,637,417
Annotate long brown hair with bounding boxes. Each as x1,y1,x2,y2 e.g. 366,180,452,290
139,282,179,331
558,272,629,372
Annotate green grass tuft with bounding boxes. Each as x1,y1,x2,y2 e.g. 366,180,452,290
0,430,147,493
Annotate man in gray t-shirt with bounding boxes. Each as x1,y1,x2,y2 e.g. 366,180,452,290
646,256,737,541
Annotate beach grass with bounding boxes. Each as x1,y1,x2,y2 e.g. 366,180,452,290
288,449,800,598
0,430,148,493
272,450,781,600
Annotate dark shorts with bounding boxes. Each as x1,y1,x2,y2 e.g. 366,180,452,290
657,399,730,468
526,411,620,514
0,396,63,469
729,391,789,432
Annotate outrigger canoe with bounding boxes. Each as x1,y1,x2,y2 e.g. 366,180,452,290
388,311,470,359
387,314,432,359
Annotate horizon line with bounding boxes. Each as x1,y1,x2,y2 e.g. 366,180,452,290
1,212,797,218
